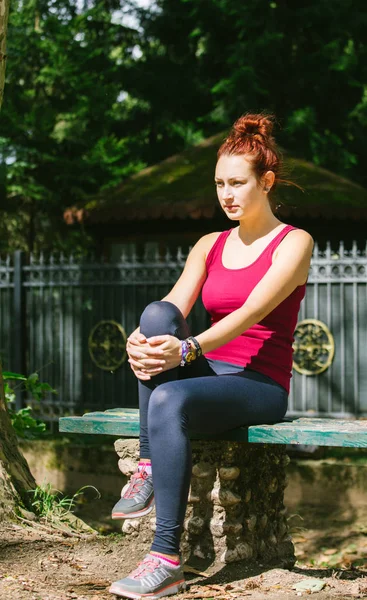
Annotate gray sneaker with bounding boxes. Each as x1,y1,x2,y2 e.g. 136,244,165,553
111,470,154,519
109,554,186,599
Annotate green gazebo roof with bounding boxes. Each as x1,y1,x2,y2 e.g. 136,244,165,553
80,133,367,223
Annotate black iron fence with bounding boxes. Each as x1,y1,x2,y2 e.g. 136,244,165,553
1,243,367,422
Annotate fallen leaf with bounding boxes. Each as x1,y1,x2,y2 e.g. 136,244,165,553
345,544,358,553
183,566,210,577
292,579,326,593
70,580,109,589
323,548,338,555
243,580,261,590
207,585,226,591
183,593,221,598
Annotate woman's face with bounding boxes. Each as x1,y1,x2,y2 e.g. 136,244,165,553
215,154,266,221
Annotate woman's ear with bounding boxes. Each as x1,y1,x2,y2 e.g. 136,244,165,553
262,170,275,193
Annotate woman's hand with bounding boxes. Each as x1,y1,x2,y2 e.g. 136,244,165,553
146,335,183,372
127,333,182,380
126,329,158,381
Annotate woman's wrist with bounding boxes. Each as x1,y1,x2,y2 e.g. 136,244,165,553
179,336,203,366
187,336,203,358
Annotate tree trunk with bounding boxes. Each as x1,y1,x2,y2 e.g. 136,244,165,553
0,1,37,521
0,366,37,520
0,0,10,109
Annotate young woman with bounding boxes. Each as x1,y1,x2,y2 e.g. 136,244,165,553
109,114,313,599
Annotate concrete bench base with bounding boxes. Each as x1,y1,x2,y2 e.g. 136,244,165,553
115,438,295,568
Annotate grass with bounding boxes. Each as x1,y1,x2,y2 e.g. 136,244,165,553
28,482,100,524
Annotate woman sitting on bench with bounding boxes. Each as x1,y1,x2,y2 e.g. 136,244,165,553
109,113,313,599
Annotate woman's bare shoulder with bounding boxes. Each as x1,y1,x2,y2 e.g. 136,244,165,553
286,228,314,248
194,232,223,259
275,228,314,262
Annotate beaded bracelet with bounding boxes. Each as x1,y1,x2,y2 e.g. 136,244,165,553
180,339,191,367
180,336,203,366
187,336,203,358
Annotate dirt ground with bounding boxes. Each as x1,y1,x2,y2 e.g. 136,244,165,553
0,494,366,600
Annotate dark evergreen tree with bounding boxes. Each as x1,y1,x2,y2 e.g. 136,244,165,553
1,0,367,253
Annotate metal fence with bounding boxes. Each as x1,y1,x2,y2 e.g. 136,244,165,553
1,243,367,422
291,242,367,418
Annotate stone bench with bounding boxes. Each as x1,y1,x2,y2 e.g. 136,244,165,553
59,410,367,568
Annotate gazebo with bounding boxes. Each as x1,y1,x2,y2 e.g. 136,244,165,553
64,132,367,258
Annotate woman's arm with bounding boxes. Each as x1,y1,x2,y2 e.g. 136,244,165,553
160,232,220,318
139,229,313,370
127,232,220,378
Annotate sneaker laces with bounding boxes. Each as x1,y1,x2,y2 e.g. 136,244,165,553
123,470,149,499
130,556,160,579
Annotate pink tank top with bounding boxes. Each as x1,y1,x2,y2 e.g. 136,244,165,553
201,225,306,392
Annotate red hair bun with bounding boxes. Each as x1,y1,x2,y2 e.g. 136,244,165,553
218,112,279,189
232,114,274,140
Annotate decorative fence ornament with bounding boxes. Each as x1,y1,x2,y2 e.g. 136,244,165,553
292,319,335,376
88,320,127,371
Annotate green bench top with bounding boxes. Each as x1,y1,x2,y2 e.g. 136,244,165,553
59,409,367,448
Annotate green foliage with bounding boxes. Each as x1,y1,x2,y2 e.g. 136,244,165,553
0,0,145,253
8,407,46,439
1,0,367,253
3,371,56,438
28,482,100,522
137,0,367,179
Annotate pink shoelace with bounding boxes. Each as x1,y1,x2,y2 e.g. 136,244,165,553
123,470,148,499
130,556,160,580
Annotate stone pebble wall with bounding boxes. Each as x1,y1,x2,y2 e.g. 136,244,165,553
115,438,295,567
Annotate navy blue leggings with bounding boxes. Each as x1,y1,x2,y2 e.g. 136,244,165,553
138,301,288,555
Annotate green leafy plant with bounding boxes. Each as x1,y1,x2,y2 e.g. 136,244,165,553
3,371,56,438
29,483,100,523
9,407,46,438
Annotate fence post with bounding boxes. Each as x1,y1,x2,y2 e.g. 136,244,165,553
13,250,26,411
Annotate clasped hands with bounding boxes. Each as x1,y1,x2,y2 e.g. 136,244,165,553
127,331,182,381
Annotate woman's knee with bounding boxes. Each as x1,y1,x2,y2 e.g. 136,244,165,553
148,384,186,434
140,301,188,338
